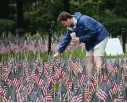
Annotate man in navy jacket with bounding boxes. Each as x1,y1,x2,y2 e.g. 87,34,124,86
53,11,109,77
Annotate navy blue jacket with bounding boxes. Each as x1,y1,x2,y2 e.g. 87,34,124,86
58,12,109,53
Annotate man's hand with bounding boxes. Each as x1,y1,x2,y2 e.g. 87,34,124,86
53,52,60,60
72,37,80,45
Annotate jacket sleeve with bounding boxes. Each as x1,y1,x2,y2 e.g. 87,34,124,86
79,16,98,43
58,30,71,53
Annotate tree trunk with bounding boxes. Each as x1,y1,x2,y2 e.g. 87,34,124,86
16,0,24,36
17,0,24,28
0,0,9,19
48,30,52,55
63,0,70,12
122,34,126,53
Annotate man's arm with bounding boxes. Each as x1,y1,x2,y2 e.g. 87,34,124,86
58,30,71,53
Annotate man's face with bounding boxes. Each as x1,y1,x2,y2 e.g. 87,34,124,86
61,18,73,27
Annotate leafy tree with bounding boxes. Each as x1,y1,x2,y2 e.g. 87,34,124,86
63,0,70,12
24,0,65,33
100,0,127,18
113,0,127,18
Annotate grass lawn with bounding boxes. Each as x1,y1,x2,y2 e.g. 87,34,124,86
41,47,127,62
0,47,126,62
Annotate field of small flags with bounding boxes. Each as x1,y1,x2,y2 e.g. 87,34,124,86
0,34,127,102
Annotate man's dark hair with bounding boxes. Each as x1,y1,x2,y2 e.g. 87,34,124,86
57,11,72,21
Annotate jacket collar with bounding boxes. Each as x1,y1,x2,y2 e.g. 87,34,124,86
67,16,77,31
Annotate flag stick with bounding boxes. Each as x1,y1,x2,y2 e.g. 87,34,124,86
59,83,62,102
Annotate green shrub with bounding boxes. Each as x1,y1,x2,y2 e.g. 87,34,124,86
103,18,127,37
0,19,16,34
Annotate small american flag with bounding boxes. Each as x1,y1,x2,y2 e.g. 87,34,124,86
0,85,6,96
106,63,115,73
89,79,96,93
79,73,85,86
16,91,24,102
112,82,120,95
98,89,107,101
85,88,92,102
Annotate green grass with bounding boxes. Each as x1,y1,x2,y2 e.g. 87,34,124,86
62,47,86,59
0,49,126,63
105,51,127,58
62,48,127,60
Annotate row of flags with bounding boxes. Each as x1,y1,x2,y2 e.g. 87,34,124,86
0,57,127,102
0,33,85,55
